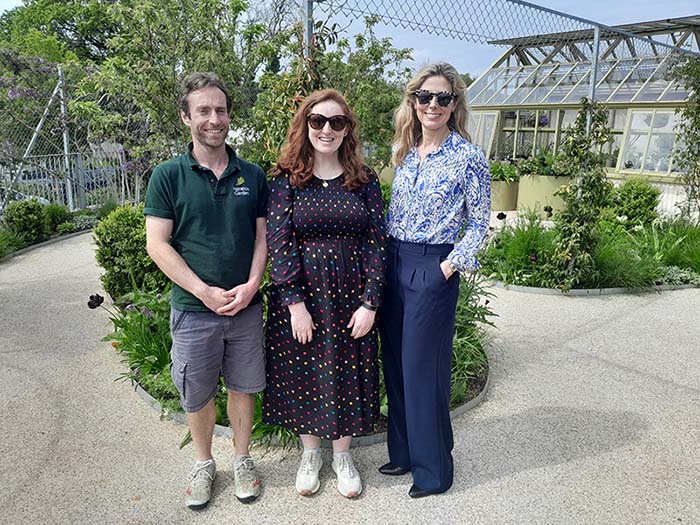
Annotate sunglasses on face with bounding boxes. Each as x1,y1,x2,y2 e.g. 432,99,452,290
413,90,456,107
307,113,349,131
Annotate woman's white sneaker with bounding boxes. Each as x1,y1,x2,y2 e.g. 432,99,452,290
296,448,322,496
332,451,362,498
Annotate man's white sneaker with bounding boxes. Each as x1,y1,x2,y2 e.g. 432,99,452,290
185,459,216,510
233,456,261,503
296,448,322,496
332,451,362,498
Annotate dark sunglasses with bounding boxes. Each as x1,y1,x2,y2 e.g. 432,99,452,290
307,113,349,131
413,90,456,107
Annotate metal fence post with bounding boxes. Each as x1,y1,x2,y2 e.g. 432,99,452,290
58,66,76,211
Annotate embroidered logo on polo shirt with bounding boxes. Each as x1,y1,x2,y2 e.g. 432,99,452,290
232,186,250,196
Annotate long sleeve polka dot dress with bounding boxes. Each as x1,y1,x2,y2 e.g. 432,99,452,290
264,168,387,439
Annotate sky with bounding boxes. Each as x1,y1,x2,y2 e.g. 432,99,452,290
0,0,697,76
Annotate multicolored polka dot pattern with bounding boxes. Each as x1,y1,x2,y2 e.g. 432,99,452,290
263,167,387,439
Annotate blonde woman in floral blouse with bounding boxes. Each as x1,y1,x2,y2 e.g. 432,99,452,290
377,62,491,498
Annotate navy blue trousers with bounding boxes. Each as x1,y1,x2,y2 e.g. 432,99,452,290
378,237,460,493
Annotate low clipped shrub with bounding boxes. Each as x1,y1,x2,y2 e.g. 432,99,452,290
612,177,660,226
56,222,77,235
3,199,45,243
42,204,72,236
93,204,168,299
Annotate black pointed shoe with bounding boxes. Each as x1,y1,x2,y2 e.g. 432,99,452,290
408,484,434,499
378,462,410,476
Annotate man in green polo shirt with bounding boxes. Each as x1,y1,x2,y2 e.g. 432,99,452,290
144,72,268,510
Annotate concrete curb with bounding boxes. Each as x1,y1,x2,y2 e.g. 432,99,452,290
131,367,491,448
488,280,697,296
0,229,91,263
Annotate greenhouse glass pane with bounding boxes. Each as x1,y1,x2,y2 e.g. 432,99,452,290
470,68,511,105
630,111,653,131
659,85,688,102
489,68,535,105
467,69,504,105
522,63,574,104
537,110,555,129
481,114,497,155
503,65,555,105
651,112,675,132
515,131,535,157
621,132,647,171
468,113,482,141
643,133,675,173
607,134,623,168
542,63,589,103
496,130,515,159
613,109,627,130
536,131,556,152
560,109,578,130
562,70,592,103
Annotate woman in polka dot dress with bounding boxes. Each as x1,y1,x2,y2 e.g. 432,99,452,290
264,89,387,498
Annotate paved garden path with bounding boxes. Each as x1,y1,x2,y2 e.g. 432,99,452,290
2,232,699,524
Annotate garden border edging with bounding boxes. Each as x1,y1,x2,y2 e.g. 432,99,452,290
131,369,491,448
0,229,91,263
488,280,697,296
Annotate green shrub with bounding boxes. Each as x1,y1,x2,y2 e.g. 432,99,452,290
612,177,660,226
93,204,168,298
56,222,77,235
0,228,26,258
42,204,72,236
3,199,45,243
74,214,98,230
96,198,119,220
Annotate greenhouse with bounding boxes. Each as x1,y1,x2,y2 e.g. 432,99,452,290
467,15,700,213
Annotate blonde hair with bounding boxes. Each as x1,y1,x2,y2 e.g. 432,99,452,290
392,62,471,167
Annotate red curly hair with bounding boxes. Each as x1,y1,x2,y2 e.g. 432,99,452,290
271,89,367,190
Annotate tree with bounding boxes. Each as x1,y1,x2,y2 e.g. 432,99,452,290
240,16,413,171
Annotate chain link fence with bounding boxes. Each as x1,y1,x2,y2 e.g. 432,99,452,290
0,64,131,216
316,0,699,94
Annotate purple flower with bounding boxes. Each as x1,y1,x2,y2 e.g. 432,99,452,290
529,253,538,263
496,212,507,221
7,88,18,100
155,293,162,300
124,304,135,311
141,306,153,319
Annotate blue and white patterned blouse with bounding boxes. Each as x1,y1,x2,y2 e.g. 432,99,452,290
387,131,491,271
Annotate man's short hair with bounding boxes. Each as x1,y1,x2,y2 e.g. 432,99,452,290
178,72,232,117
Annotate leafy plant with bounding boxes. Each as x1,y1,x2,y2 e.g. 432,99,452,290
74,214,98,230
450,276,495,407
56,221,76,235
490,161,519,182
2,198,45,243
612,177,660,226
549,98,614,290
478,210,558,287
670,55,700,219
42,203,71,236
93,204,168,298
0,228,26,258
102,289,173,378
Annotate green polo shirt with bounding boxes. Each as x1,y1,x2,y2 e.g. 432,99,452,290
144,144,269,311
